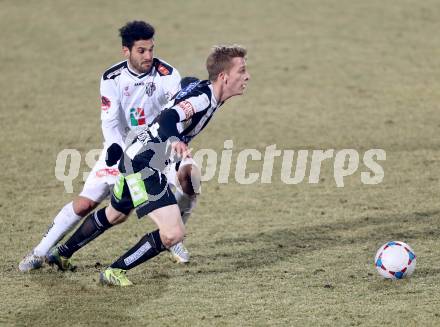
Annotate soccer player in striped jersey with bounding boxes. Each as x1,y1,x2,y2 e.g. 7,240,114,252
47,45,250,286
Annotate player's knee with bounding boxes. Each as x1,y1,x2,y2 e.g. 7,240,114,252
105,205,129,225
160,227,185,248
177,164,201,196
72,197,98,217
107,214,129,225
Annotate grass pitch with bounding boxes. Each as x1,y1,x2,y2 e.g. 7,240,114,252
2,0,440,326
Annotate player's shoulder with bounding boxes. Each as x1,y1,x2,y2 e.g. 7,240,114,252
102,60,128,80
178,80,211,99
153,58,178,77
174,80,212,107
174,80,210,100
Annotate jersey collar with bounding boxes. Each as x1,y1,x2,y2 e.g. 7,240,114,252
126,61,154,79
208,83,220,108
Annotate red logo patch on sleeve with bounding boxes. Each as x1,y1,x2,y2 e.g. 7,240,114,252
157,64,170,76
178,101,195,119
101,96,111,111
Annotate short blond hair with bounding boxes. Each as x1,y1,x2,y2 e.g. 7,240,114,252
206,45,247,81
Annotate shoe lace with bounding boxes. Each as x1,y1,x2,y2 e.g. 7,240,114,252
173,243,184,254
111,269,129,285
114,269,127,278
27,254,43,264
172,243,187,255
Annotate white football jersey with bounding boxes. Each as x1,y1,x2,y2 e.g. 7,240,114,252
100,58,181,149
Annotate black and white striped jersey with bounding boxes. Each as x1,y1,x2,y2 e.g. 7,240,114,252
170,79,223,144
121,80,224,174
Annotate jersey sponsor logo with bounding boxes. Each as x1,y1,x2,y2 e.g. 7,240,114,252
176,81,199,100
101,96,111,111
134,82,144,86
178,100,195,119
157,63,170,76
96,168,119,177
145,82,156,97
130,107,146,126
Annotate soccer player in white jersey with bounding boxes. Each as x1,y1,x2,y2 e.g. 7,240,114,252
19,21,199,271
46,45,250,286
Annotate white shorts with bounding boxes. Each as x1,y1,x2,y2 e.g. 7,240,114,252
80,150,199,203
79,149,119,203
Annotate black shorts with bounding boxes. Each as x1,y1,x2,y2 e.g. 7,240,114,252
110,169,177,218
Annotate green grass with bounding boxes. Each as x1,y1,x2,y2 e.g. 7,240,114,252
2,0,440,325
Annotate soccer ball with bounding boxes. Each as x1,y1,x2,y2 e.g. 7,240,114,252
374,241,416,279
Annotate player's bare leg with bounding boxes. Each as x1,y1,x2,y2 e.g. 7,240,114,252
100,204,185,286
18,196,98,272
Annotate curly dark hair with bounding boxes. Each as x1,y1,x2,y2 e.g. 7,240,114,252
119,21,155,49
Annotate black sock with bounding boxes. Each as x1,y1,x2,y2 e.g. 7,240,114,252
58,207,113,258
110,229,165,270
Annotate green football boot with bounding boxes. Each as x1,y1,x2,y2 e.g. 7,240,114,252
99,268,133,287
46,247,75,271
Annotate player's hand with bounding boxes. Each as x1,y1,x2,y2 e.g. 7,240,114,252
105,143,123,166
171,141,191,159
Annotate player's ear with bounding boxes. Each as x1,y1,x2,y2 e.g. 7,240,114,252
218,71,227,84
122,46,130,58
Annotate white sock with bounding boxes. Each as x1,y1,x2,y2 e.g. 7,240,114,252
33,202,82,256
174,189,198,225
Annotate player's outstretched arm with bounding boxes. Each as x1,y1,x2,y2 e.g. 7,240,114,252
155,108,181,140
